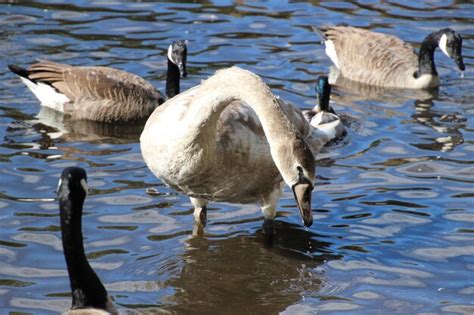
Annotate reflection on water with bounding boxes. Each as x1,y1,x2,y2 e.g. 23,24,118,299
163,224,341,314
0,0,473,314
35,107,145,144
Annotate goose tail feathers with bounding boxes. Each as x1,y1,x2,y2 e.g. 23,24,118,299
310,26,327,41
8,64,32,81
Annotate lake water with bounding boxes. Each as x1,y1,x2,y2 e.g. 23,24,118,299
0,1,473,314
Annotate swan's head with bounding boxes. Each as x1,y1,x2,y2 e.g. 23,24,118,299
314,75,335,114
168,40,188,78
278,139,315,227
57,167,88,206
438,29,465,71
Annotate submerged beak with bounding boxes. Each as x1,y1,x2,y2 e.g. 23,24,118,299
292,182,313,227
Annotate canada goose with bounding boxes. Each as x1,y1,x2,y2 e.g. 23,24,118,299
312,26,465,89
58,167,117,315
140,67,344,234
8,40,188,123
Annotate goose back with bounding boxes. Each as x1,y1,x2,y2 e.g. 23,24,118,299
319,26,437,88
23,60,164,122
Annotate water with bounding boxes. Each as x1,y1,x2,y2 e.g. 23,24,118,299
1,1,473,314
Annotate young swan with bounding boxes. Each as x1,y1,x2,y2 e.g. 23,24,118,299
58,167,117,315
8,41,187,123
141,67,342,234
313,26,465,89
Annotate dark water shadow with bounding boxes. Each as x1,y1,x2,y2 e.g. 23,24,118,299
161,221,341,314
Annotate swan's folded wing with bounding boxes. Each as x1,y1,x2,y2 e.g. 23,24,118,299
277,97,312,139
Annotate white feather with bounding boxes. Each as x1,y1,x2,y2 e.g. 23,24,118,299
438,34,450,58
80,179,88,195
20,77,69,112
167,44,175,64
325,40,340,69
57,178,62,193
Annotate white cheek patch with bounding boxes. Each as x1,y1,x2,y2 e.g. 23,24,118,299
439,34,450,58
57,178,62,193
167,44,175,64
80,179,88,195
325,40,340,69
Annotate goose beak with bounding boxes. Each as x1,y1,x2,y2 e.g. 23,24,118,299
455,56,465,71
178,62,187,78
292,182,313,227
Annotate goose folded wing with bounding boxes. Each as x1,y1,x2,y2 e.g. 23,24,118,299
27,60,165,111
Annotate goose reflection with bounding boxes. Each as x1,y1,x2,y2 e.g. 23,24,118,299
329,70,439,104
34,106,144,144
411,99,465,152
159,222,341,314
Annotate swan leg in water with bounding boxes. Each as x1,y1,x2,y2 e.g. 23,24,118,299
260,182,284,235
191,197,208,224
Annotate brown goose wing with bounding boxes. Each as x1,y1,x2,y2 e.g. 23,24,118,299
27,60,164,103
321,26,419,84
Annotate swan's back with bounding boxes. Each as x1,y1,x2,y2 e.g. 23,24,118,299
321,26,420,87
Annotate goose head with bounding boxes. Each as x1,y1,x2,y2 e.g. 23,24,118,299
57,167,88,205
438,29,465,71
168,40,188,78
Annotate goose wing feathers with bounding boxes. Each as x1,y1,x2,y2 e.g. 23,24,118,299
321,26,419,85
27,60,165,121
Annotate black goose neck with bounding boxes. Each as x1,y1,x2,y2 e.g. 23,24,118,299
417,30,443,77
166,59,180,99
60,194,108,310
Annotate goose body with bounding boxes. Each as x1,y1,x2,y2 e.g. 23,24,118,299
140,67,344,233
9,41,187,122
58,167,117,315
314,26,465,89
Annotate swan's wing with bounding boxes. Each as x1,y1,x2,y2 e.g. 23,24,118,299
277,97,312,138
26,60,165,109
321,26,419,84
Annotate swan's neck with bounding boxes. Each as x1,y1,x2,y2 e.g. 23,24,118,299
417,30,443,77
166,59,180,98
185,68,314,184
60,196,108,310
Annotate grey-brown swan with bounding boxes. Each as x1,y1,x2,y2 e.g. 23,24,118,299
140,67,344,234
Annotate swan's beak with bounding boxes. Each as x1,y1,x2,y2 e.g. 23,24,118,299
292,182,313,227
